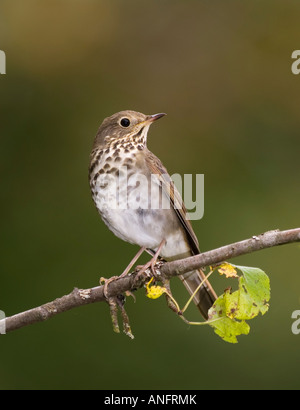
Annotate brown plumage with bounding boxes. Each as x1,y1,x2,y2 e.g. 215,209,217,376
89,110,217,319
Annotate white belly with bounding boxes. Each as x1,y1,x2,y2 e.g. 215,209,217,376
90,150,191,259
94,173,167,249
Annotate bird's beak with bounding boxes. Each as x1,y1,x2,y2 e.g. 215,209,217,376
147,113,167,123
137,113,166,129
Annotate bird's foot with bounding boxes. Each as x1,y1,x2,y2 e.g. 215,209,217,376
135,239,166,281
100,275,119,299
100,274,136,302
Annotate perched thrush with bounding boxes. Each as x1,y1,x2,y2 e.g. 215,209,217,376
89,110,217,319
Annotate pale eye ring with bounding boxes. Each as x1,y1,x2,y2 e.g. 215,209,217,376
120,117,130,127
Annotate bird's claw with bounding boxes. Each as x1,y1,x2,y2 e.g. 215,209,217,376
100,275,119,299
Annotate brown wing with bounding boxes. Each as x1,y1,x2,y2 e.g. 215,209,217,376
145,150,217,318
145,150,200,255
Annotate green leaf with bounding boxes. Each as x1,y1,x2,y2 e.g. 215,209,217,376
208,293,250,344
232,265,270,319
208,264,271,343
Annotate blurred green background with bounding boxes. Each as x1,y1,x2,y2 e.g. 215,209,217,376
1,0,300,390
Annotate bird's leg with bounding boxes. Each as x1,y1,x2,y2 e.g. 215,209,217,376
135,239,166,279
120,246,147,277
101,241,165,299
100,246,147,299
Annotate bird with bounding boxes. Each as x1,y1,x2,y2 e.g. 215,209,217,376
89,110,217,319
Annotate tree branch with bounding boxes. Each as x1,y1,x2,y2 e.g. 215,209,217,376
161,228,300,277
1,228,299,334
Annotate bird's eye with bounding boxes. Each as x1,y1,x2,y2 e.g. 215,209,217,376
120,118,130,127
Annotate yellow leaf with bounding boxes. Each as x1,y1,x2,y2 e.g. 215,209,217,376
218,263,239,278
146,278,166,299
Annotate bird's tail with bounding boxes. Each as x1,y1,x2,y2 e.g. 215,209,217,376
179,269,217,320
